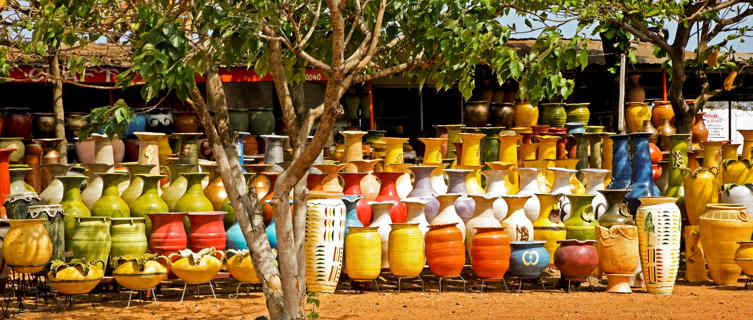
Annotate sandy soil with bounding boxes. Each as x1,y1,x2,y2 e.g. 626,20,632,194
10,276,753,320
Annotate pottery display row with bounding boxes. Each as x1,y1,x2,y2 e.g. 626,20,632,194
463,101,592,129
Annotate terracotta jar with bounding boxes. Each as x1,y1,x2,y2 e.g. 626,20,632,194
149,212,188,256
24,142,42,192
636,197,681,294
627,74,645,102
470,227,510,280
596,225,639,293
5,107,32,138
699,204,753,286
188,211,227,252
533,193,566,266
173,111,199,133
554,239,599,282
692,112,709,149
651,101,674,127
425,223,465,278
305,192,346,293
464,100,490,126
345,227,381,281
514,101,538,127
388,223,425,278
3,219,52,273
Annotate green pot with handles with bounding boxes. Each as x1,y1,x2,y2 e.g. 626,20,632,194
130,174,168,238
70,216,111,263
91,172,130,218
563,194,598,241
174,172,213,231
121,163,156,205
110,217,148,267
162,163,196,211
59,175,91,252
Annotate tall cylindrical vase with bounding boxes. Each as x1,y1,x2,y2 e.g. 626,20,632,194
636,197,681,295
625,133,661,214
305,192,346,293
607,134,631,189
666,134,688,217
134,132,163,175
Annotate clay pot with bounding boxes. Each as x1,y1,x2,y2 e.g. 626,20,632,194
70,216,112,264
692,112,709,149
636,197,681,294
24,142,42,192
539,103,566,128
684,225,709,283
652,99,675,126
554,239,599,282
112,255,168,290
3,219,52,273
491,102,516,127
514,101,539,127
735,241,753,277
425,223,465,278
533,193,566,266
74,137,95,165
130,174,168,237
169,248,223,284
464,101,490,126
5,108,32,138
248,108,276,135
149,212,187,256
388,223,425,277
110,217,148,266
187,211,227,252
699,204,753,286
684,167,720,225
625,102,650,133
228,108,250,132
627,74,645,102
65,113,88,140
596,225,639,293
47,260,104,295
565,103,590,125
470,227,510,280
345,227,381,281
33,113,56,138
508,240,549,279
0,137,25,163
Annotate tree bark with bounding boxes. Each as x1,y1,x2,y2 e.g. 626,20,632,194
668,56,694,133
189,71,286,319
49,53,68,164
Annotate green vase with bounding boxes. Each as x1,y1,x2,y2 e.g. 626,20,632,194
174,172,213,231
59,175,91,252
70,216,111,263
480,127,503,163
564,194,598,240
566,102,591,125
109,217,148,266
91,172,130,218
130,174,168,238
121,163,156,205
162,163,196,211
665,134,688,217
540,102,567,128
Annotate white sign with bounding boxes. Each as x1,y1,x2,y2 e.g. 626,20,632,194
705,101,753,152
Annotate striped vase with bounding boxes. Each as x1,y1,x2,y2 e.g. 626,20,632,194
305,192,347,293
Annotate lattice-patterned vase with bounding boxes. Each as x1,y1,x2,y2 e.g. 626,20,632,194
636,197,681,295
305,192,347,293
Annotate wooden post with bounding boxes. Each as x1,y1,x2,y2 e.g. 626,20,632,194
618,53,626,134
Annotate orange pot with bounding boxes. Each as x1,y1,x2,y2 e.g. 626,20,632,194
425,223,465,278
470,227,510,280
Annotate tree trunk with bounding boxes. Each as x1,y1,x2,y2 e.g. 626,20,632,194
49,54,68,164
190,71,286,319
668,56,694,133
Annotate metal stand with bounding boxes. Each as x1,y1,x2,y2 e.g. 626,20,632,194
477,279,509,292
350,280,380,293
396,276,424,293
179,281,217,303
126,288,158,307
229,282,262,298
437,275,466,293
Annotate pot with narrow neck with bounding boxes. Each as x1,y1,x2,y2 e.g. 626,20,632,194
549,167,576,221
91,172,130,218
484,163,512,221
597,189,633,228
121,163,156,205
515,167,541,224
607,134,631,189
130,174,168,238
134,132,163,175
340,172,372,226
402,198,430,235
444,169,475,222
368,201,394,268
431,194,466,242
563,194,597,241
533,193,565,266
501,194,534,241
581,168,610,219
466,194,502,257
407,165,440,221
374,171,408,223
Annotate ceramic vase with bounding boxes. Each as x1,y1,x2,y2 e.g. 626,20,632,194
134,132,163,175
466,194,503,257
91,172,130,218
407,166,440,221
26,204,65,262
381,137,409,168
514,101,538,127
483,163,513,221
636,197,681,295
402,198,430,235
721,184,753,218
341,172,372,226
0,138,26,164
625,133,661,214
563,194,597,241
597,189,633,227
581,169,610,219
554,239,599,282
565,102,591,125
470,227,510,280
464,101,490,126
130,174,168,239
606,134,631,189
8,167,32,196
692,113,708,149
39,164,71,204
121,163,155,206
261,135,288,171
109,217,148,265
501,195,533,241
549,167,576,221
684,167,719,225
735,241,753,278
665,134,688,218
306,193,346,290
431,194,466,242
596,225,639,293
683,225,709,283
626,102,650,133
342,195,363,236
425,223,465,278
368,201,394,268
70,216,112,264
174,172,213,229
374,171,407,223
540,102,567,128
81,163,111,209
508,240,549,279
345,227,381,281
162,163,195,211
740,129,753,161
699,204,753,286
533,193,566,266
188,211,227,252
3,218,52,273
314,163,344,193
388,223,425,278
515,168,541,224
148,212,187,256
498,134,521,191
419,137,447,166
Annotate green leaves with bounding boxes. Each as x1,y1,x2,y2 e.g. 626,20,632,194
78,99,135,141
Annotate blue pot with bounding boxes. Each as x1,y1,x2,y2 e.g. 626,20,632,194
625,132,661,214
127,113,147,136
226,222,248,250
565,122,585,134
342,195,363,236
607,134,631,189
508,240,549,279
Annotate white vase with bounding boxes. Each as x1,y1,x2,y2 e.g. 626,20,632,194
430,166,448,195
368,201,395,269
431,194,466,242
549,167,576,221
581,168,610,219
466,194,502,257
483,169,509,221
396,172,413,199
515,168,540,222
401,198,430,235
305,194,347,293
81,164,112,209
636,196,681,295
501,194,534,241
720,184,753,215
92,133,115,166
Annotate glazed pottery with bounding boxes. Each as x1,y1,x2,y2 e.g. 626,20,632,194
91,172,130,218
172,112,199,133
374,171,408,223
498,134,521,191
515,168,541,223
508,241,549,279
188,211,227,251
305,192,346,293
699,204,753,286
540,103,567,128
33,113,56,138
490,103,515,128
381,137,409,167
149,212,188,256
625,102,650,133
175,172,213,230
740,129,753,161
112,255,169,290
470,227,510,279
636,197,681,294
563,194,597,241
134,132,164,175
587,133,606,169
74,137,95,165
58,176,91,251
388,223,425,277
596,225,639,293
549,168,576,220
625,133,661,214
110,217,148,265
533,193,566,266
554,239,598,282
342,131,367,164
228,108,250,132
573,133,588,172
169,248,224,284
565,103,590,125
419,138,447,166
47,260,105,295
24,141,42,192
81,163,112,209
607,134,631,189
26,204,65,262
683,167,719,225
0,138,25,163
405,166,438,218
721,184,753,217
425,223,465,278
627,74,645,102
501,195,533,241
485,162,513,220
341,172,372,226
566,122,585,134
458,133,485,167
537,135,560,161
261,135,288,170
735,241,753,277
581,169,610,219
402,198,430,235
345,227,381,281
248,108,276,135
665,134,688,216
351,160,381,201
684,225,709,283
431,194,466,242
8,167,32,196
70,216,112,264
314,163,344,193
597,189,633,227
65,113,87,140
464,101,490,126
92,133,118,166
342,195,364,236
4,193,41,220
368,201,393,268
466,194,503,256
3,219,51,273
514,101,538,127
224,249,260,283
5,108,32,138
480,127,503,163
692,112,708,149
225,222,248,251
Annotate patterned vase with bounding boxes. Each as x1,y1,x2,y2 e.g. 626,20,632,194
636,197,681,295
304,192,346,293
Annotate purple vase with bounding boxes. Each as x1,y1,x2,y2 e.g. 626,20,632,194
445,168,475,221
408,166,440,221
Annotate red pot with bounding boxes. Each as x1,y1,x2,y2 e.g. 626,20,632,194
0,148,12,217
340,172,372,226
425,223,465,278
306,173,326,191
188,211,227,251
554,239,599,282
471,227,511,280
149,212,188,256
374,171,407,223
5,108,32,138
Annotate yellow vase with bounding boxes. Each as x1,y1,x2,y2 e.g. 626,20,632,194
536,136,560,160
382,137,409,167
704,141,724,187
683,167,720,225
419,137,447,166
345,227,382,281
626,102,650,133
498,134,521,192
459,133,485,168
723,159,752,185
740,129,753,161
3,219,53,273
554,159,586,194
533,193,566,266
342,130,367,173
514,101,538,127
683,225,709,283
523,160,554,192
519,143,539,162
158,135,173,165
463,164,485,195
723,143,739,161
388,223,425,277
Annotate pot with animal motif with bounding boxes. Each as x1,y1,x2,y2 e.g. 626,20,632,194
501,195,533,242
533,193,565,266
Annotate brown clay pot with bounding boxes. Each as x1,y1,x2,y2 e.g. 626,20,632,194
425,223,465,278
24,142,43,192
464,101,490,127
243,135,259,155
490,102,515,128
651,101,674,128
596,225,639,293
5,108,33,138
124,137,140,163
173,112,199,133
65,113,88,140
33,113,56,138
554,239,599,282
470,227,510,280
692,112,709,148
